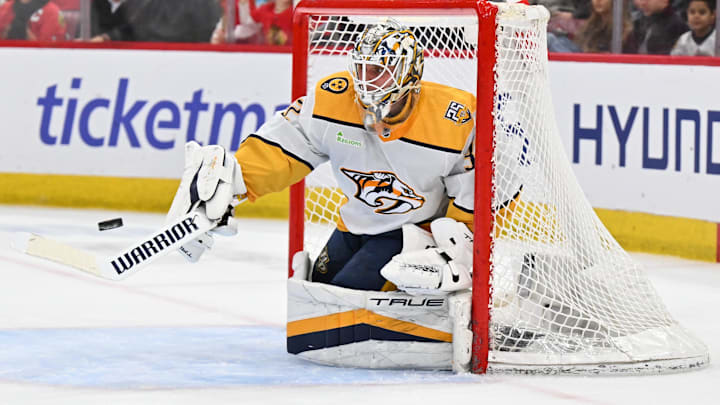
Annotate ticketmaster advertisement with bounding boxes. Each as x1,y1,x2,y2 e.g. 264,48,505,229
0,47,290,179
0,47,718,223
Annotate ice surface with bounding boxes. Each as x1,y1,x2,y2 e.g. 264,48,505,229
0,205,717,404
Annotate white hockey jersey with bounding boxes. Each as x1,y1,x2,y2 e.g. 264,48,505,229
235,71,476,235
670,29,716,57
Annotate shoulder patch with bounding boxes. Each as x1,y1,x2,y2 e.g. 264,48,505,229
444,101,473,126
320,77,349,94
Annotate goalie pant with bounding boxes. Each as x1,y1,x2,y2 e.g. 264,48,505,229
286,278,472,372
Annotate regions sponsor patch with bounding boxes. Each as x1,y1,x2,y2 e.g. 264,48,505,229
335,131,363,148
444,101,473,125
320,77,349,94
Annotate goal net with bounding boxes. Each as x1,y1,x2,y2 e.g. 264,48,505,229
289,0,709,374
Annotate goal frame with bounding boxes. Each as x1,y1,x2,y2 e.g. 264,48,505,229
290,0,496,374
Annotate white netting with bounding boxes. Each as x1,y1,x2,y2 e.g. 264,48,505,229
488,4,707,373
297,2,708,374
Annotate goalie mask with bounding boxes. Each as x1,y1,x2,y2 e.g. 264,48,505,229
349,20,424,134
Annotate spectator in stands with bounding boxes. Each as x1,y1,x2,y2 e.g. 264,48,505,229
210,0,262,44
211,0,291,45
0,0,66,40
249,0,291,45
540,0,590,52
53,0,80,39
88,0,221,42
627,0,688,53
574,0,634,52
538,0,592,36
534,0,592,19
672,0,691,20
671,0,716,55
89,0,127,42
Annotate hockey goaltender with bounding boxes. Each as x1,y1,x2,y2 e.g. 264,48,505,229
165,20,513,371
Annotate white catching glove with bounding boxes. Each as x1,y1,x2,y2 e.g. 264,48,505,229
166,141,248,262
380,218,473,295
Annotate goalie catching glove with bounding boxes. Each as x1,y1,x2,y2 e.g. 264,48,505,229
166,141,248,262
380,218,473,295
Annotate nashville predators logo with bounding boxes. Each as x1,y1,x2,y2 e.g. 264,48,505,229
321,77,349,94
340,168,425,215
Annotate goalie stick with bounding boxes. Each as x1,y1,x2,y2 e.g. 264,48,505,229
10,208,217,281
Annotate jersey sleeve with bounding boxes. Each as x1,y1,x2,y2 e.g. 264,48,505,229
235,93,329,201
443,128,475,228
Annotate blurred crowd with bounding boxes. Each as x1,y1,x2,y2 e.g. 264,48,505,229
541,0,716,55
0,0,292,45
0,0,714,56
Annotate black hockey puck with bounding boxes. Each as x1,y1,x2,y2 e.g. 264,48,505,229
98,217,123,231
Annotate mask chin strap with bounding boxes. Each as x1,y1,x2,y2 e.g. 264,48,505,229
361,101,388,133
363,104,383,124
359,90,417,136
364,113,389,137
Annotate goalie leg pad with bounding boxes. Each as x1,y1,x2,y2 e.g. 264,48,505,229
291,250,310,281
287,279,472,370
449,290,472,372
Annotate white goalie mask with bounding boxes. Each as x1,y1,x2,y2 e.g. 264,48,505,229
348,20,424,132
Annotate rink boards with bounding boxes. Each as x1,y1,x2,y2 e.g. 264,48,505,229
0,46,718,261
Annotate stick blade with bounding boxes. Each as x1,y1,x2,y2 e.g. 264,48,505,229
10,232,103,278
10,209,217,281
